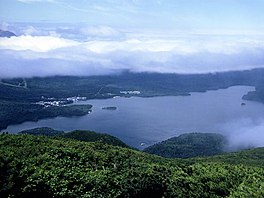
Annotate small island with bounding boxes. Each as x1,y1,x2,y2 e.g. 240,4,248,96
102,106,117,110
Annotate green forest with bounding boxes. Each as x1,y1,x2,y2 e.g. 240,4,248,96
18,128,131,148
0,102,92,130
144,133,227,158
1,133,263,198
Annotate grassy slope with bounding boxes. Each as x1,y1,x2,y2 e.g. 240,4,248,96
0,134,263,198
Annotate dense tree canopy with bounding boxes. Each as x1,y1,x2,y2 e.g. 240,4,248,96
144,133,227,158
1,134,263,197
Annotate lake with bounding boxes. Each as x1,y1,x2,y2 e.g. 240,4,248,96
5,86,264,149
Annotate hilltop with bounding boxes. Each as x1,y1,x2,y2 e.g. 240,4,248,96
144,133,227,158
0,30,16,38
18,127,130,148
19,127,64,136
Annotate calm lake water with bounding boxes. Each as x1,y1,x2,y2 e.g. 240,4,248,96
5,86,264,149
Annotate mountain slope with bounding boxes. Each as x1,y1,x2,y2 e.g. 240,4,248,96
144,133,227,158
0,134,263,197
192,147,264,167
19,127,64,136
18,127,130,148
60,130,130,148
0,30,16,38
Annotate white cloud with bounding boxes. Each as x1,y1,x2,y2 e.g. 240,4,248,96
0,35,78,52
80,26,123,39
221,118,264,150
0,32,264,78
21,26,39,35
0,22,10,31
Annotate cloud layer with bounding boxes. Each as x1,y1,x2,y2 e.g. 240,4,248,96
1,25,264,78
221,118,264,150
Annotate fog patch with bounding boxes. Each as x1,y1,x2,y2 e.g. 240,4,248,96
220,118,264,151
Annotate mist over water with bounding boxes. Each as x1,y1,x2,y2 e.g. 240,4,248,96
4,86,264,149
220,118,264,151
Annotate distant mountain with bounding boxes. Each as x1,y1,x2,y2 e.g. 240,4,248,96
0,30,16,38
19,127,64,136
144,133,227,158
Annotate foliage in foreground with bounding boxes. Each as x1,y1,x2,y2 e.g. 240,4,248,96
192,147,264,168
0,134,263,198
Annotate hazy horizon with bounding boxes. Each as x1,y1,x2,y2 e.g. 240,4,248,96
1,0,264,78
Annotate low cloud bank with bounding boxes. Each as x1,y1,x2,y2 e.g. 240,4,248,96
220,118,264,151
1,24,264,78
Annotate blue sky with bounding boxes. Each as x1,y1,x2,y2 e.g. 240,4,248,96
1,0,264,30
0,0,264,77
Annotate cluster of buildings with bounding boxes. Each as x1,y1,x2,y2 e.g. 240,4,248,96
66,96,87,102
37,96,87,108
120,90,141,95
36,100,66,108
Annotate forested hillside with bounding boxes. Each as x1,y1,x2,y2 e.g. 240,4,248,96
144,133,227,158
18,128,130,148
1,134,263,197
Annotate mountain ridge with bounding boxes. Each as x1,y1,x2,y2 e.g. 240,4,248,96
0,30,16,38
144,133,227,158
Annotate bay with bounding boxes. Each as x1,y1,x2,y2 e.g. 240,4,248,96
5,86,264,149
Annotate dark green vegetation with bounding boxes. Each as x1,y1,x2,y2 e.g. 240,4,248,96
19,127,64,136
18,127,130,148
1,68,264,103
61,130,129,148
0,101,92,130
1,134,263,197
192,147,264,168
144,133,227,158
243,86,264,103
1,68,264,130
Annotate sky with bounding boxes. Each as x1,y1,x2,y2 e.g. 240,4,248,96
1,0,264,77
1,0,264,30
